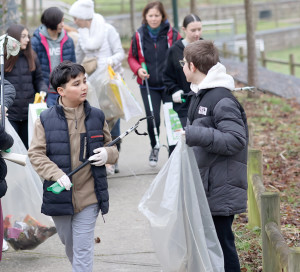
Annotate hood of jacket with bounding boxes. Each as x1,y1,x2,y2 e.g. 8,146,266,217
39,24,65,43
190,62,235,93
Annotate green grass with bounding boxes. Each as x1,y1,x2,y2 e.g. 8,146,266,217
59,0,270,15
264,46,300,77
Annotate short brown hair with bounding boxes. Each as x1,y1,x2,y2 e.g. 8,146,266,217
184,40,219,75
142,1,167,25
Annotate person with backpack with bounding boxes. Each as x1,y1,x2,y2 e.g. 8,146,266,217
128,1,181,167
163,14,203,128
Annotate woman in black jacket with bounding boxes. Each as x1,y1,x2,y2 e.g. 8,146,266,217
163,14,202,128
5,24,47,149
128,1,181,167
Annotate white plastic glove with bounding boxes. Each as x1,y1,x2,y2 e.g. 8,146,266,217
172,90,184,103
106,57,113,66
88,147,108,166
40,91,47,102
57,174,72,190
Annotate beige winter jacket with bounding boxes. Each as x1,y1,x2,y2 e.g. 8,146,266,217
28,98,118,213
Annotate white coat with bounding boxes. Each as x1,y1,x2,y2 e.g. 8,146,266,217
76,13,124,77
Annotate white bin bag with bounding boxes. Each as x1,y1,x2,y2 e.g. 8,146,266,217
2,119,56,250
139,136,224,272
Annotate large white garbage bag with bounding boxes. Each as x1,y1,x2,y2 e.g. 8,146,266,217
139,136,224,272
2,120,56,250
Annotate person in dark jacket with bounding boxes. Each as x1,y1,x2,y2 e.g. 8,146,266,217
31,7,76,107
128,1,181,167
0,79,15,254
163,14,202,128
182,40,248,272
5,24,48,149
0,124,14,260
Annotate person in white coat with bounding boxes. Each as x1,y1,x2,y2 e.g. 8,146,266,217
69,0,124,77
69,0,124,173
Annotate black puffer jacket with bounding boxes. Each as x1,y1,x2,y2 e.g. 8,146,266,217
163,39,190,117
0,124,14,198
185,63,248,216
6,52,47,121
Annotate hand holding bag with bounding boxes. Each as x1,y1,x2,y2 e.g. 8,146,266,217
139,136,225,272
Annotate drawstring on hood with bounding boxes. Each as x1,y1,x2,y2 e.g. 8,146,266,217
190,62,235,93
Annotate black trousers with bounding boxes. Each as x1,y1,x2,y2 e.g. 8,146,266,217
9,119,28,149
140,87,164,149
212,215,241,272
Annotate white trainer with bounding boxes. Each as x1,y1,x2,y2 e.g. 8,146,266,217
2,239,8,252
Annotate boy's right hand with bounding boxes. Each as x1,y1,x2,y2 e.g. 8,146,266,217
57,175,72,190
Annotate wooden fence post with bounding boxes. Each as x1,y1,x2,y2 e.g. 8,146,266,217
239,47,244,62
289,54,295,76
288,247,300,272
223,43,227,58
261,192,281,272
247,149,263,228
261,50,267,67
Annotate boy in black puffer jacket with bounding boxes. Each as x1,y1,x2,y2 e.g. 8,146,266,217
182,40,248,272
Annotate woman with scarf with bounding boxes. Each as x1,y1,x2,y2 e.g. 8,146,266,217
69,0,124,174
128,1,181,167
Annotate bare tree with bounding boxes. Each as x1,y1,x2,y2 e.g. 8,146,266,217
130,0,135,35
244,0,257,95
21,0,27,26
190,0,196,13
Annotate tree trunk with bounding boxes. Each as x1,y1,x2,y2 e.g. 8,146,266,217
244,0,257,97
190,0,196,13
21,0,27,26
130,0,135,35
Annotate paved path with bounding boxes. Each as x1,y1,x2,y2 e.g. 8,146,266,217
1,68,167,271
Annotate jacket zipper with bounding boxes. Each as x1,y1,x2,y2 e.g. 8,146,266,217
83,136,87,159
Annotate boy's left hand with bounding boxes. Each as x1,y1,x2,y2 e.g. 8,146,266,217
88,147,108,166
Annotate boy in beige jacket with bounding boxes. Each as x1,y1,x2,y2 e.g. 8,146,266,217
28,61,118,272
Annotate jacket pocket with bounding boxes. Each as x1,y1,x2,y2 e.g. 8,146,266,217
79,133,88,162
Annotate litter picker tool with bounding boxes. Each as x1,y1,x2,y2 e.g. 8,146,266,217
233,86,256,92
141,62,160,151
47,116,151,194
181,86,256,102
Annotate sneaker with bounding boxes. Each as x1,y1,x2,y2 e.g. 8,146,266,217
149,148,159,167
2,239,8,252
114,162,119,174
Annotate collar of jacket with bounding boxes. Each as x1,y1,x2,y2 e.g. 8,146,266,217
55,99,92,118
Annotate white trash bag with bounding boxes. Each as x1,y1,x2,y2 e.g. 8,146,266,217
2,119,56,250
138,136,224,272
